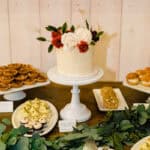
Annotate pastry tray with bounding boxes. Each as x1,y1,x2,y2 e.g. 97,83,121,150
123,81,150,94
93,88,128,111
0,80,50,95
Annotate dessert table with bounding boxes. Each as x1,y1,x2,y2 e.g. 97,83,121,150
0,81,149,150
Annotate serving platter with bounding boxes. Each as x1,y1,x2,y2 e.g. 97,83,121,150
123,81,150,94
0,80,50,95
0,80,50,101
93,88,128,111
12,99,58,137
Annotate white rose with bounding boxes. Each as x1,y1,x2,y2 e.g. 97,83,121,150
61,32,78,50
75,28,92,44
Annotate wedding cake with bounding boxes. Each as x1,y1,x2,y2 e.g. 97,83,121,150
37,22,103,77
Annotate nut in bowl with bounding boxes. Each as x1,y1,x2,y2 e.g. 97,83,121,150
12,98,58,137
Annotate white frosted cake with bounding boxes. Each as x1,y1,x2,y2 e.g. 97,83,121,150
56,48,97,77
37,21,104,78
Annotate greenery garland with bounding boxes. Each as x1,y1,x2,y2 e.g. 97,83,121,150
0,104,150,150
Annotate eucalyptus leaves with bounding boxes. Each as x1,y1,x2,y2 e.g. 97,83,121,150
0,105,150,150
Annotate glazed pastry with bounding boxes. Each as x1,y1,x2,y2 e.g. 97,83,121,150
0,83,10,91
136,69,147,79
101,87,119,109
33,122,42,130
15,75,28,81
141,74,150,87
126,72,139,85
9,81,23,88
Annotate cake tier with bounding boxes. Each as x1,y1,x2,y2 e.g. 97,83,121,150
56,48,96,77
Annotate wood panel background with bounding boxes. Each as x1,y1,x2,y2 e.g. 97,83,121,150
0,0,149,80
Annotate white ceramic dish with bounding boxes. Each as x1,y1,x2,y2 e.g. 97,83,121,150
131,136,150,150
133,103,150,109
0,80,50,95
93,88,128,111
123,81,150,94
12,100,58,137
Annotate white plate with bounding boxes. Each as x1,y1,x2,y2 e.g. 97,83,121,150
123,81,150,94
12,100,58,137
133,103,150,109
0,80,50,95
93,88,128,111
131,136,150,150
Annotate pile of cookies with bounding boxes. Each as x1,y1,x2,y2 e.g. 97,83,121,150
0,63,48,91
126,67,150,87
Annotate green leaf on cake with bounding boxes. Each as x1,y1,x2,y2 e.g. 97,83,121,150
90,41,95,45
85,19,89,30
37,37,47,41
97,31,104,37
45,25,57,32
62,22,67,33
48,45,53,53
70,25,75,32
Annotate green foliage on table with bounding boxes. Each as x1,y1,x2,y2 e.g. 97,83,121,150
0,105,150,150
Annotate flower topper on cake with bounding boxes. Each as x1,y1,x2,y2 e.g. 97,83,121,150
37,20,104,53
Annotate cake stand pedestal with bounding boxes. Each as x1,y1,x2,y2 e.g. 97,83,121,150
47,67,104,122
3,91,26,101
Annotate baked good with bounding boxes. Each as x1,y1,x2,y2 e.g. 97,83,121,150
20,98,51,133
139,137,150,150
126,72,139,85
0,63,48,91
37,22,104,78
136,69,147,80
56,48,96,77
141,74,150,87
101,87,119,109
126,67,150,87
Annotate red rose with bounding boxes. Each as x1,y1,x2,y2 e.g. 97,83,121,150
77,41,89,53
51,31,61,38
52,35,63,48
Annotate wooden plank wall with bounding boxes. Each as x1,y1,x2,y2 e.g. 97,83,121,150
0,0,149,81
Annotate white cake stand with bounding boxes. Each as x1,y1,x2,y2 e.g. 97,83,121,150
47,67,104,122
